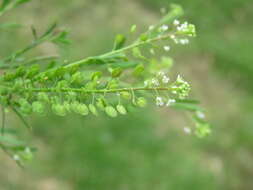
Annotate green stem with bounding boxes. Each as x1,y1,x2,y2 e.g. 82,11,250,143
63,33,174,69
26,87,171,93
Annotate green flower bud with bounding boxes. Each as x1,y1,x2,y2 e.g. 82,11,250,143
32,101,45,115
19,98,32,115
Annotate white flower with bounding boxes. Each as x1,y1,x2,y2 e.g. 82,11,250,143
179,38,189,45
144,80,149,86
151,78,159,86
150,48,155,55
158,71,165,76
177,75,184,82
156,96,164,106
162,75,170,84
25,147,31,154
149,25,155,31
183,127,192,134
170,34,175,39
160,24,169,32
177,22,188,32
196,111,205,119
173,19,180,26
166,99,176,106
163,45,170,51
13,154,20,161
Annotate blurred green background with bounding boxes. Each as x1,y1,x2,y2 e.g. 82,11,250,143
1,0,253,189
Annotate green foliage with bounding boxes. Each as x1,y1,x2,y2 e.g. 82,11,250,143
0,1,210,166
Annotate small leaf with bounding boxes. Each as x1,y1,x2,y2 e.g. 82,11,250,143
171,102,204,112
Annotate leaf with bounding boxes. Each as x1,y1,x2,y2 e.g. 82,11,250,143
52,30,71,45
171,102,204,112
0,135,25,146
0,23,22,29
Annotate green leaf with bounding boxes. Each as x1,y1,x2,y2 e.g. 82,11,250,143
0,135,25,146
0,23,22,29
170,102,204,112
105,106,118,118
52,30,71,45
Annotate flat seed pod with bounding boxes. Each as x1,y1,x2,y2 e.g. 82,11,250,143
116,105,127,115
105,106,118,118
89,104,98,116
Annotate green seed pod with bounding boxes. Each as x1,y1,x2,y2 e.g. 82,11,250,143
19,98,32,115
120,91,131,100
136,97,147,107
32,101,45,115
111,67,123,78
89,104,98,116
96,98,106,111
37,92,50,103
116,104,127,115
71,102,89,116
52,104,66,116
70,71,83,85
63,101,71,112
105,106,118,118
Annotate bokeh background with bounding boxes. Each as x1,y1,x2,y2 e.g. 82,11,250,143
1,0,253,189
